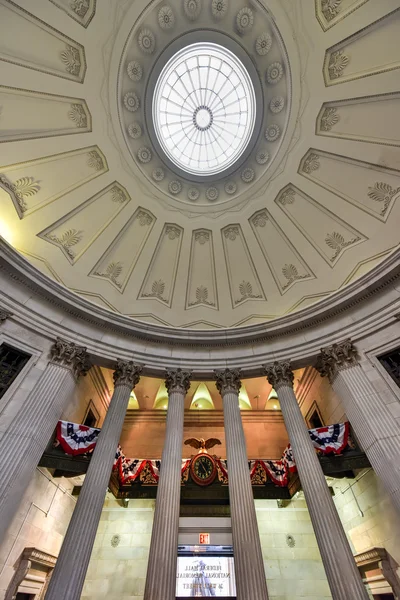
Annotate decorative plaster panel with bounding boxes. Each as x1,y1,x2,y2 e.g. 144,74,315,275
315,0,370,31
0,86,91,143
299,149,400,222
221,224,266,308
38,182,130,264
275,186,367,267
0,146,108,218
138,224,183,307
185,230,218,310
250,209,315,294
317,92,400,147
0,1,86,82
90,207,155,292
48,0,96,28
324,8,400,85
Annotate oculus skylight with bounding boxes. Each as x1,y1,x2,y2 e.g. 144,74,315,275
152,42,256,177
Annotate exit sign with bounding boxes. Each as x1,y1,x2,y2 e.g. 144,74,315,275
199,533,210,545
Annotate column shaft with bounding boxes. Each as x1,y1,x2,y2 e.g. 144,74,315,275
144,369,190,600
317,340,400,513
265,362,369,600
45,360,141,600
0,338,89,544
216,369,269,600
331,366,400,512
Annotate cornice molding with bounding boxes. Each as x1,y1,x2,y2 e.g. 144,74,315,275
1,240,399,347
0,240,400,377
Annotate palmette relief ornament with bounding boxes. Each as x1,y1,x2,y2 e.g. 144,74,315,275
270,96,285,113
138,29,155,54
169,180,182,194
158,6,175,29
224,181,237,195
206,187,219,201
256,150,269,165
152,167,165,181
212,0,228,19
137,147,152,163
241,167,255,183
124,92,140,112
266,62,283,84
184,0,202,20
255,32,272,55
265,124,280,142
127,61,142,81
236,7,254,33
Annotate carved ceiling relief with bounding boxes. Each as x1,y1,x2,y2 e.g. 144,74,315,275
38,182,130,264
221,224,266,307
186,230,218,310
317,93,400,147
0,1,400,328
90,208,155,292
250,210,315,294
0,147,108,218
117,0,290,209
317,0,371,31
324,8,400,85
0,87,91,143
299,149,400,221
0,2,86,82
139,224,184,307
276,186,367,266
49,0,96,27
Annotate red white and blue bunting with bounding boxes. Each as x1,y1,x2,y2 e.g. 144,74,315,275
56,421,100,456
56,420,350,486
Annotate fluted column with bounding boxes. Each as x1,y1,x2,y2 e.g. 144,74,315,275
144,368,191,600
0,338,90,543
316,339,400,513
264,361,369,600
215,368,269,600
45,360,142,600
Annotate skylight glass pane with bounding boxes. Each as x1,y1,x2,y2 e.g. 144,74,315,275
152,42,256,177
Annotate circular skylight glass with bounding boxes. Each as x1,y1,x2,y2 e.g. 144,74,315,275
152,42,256,177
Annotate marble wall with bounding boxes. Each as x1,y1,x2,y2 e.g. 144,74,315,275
82,494,155,600
332,468,400,571
0,468,77,598
256,497,332,600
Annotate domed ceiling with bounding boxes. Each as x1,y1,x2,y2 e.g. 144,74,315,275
0,0,399,329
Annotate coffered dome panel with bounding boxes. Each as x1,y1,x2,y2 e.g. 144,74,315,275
0,0,399,330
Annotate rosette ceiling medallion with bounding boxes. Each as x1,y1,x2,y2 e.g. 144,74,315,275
0,0,399,328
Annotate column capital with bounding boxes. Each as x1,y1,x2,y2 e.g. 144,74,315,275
316,339,358,381
165,368,191,395
50,338,91,379
0,309,12,323
264,361,294,389
215,368,241,396
113,359,142,389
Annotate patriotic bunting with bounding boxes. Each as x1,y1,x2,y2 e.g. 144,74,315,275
56,420,350,487
309,422,349,455
56,421,100,456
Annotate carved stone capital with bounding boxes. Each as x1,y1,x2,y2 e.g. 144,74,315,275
215,368,242,396
50,338,91,378
264,361,294,389
0,309,12,323
316,339,358,381
113,359,142,389
165,368,191,395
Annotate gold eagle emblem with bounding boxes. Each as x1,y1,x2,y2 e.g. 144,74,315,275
184,437,221,454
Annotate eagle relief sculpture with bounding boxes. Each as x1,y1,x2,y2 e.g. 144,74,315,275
184,437,221,454
185,438,222,485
